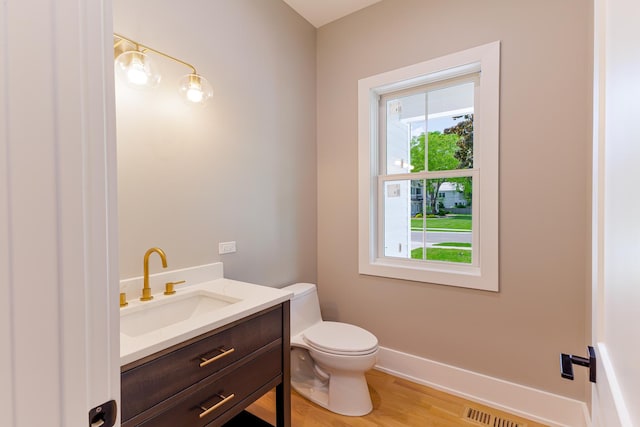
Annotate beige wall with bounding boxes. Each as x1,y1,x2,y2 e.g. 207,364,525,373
113,0,592,401
113,0,317,286
317,0,592,400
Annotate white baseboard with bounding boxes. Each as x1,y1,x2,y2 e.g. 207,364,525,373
375,346,590,427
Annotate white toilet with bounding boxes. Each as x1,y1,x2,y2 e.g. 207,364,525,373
283,283,379,416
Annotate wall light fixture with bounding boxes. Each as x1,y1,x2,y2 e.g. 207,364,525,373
114,33,213,106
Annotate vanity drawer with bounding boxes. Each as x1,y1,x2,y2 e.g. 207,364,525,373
138,345,282,427
121,306,282,422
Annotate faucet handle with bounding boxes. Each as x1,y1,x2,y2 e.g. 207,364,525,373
164,280,186,295
120,292,128,308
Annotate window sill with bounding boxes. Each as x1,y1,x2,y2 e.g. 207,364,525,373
359,258,498,292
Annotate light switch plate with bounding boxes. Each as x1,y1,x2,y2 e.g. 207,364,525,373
218,241,236,254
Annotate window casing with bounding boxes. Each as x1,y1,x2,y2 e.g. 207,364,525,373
358,42,500,291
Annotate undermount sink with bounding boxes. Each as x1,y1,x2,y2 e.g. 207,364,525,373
121,291,241,337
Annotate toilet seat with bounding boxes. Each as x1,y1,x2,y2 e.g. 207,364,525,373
302,321,378,356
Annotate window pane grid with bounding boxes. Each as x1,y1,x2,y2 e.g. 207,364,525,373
378,75,478,267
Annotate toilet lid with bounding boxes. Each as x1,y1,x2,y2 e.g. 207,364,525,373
302,321,378,355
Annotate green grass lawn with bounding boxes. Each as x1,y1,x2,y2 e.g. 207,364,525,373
432,242,472,247
411,214,471,231
411,247,472,263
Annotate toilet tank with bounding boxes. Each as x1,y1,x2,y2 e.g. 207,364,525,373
282,283,323,336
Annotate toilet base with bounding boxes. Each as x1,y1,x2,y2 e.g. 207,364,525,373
292,371,373,416
328,370,373,416
290,348,374,416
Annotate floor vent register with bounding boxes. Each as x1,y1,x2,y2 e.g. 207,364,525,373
463,406,527,427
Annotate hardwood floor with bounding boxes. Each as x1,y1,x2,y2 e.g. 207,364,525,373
246,369,548,426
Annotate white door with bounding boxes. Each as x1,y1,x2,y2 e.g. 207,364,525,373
0,1,120,426
591,0,640,425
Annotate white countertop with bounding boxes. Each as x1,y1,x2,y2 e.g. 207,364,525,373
120,277,292,366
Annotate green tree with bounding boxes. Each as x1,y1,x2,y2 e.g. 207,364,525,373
410,115,475,213
444,114,474,169
445,114,474,204
410,131,459,214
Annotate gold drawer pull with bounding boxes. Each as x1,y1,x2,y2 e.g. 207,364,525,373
198,393,235,419
199,347,235,367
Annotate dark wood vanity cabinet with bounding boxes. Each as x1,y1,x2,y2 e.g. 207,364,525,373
121,302,290,427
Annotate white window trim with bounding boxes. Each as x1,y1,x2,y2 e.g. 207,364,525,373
358,41,500,291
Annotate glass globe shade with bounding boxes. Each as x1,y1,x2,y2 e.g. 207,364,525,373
115,51,161,89
178,74,213,106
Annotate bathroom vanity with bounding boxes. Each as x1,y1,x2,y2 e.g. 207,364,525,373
119,264,292,427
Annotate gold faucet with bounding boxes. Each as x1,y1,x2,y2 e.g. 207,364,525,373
141,247,168,301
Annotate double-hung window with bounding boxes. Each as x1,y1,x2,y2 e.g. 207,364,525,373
358,42,500,291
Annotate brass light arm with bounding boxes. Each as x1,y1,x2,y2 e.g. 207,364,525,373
113,37,127,50
114,33,197,74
